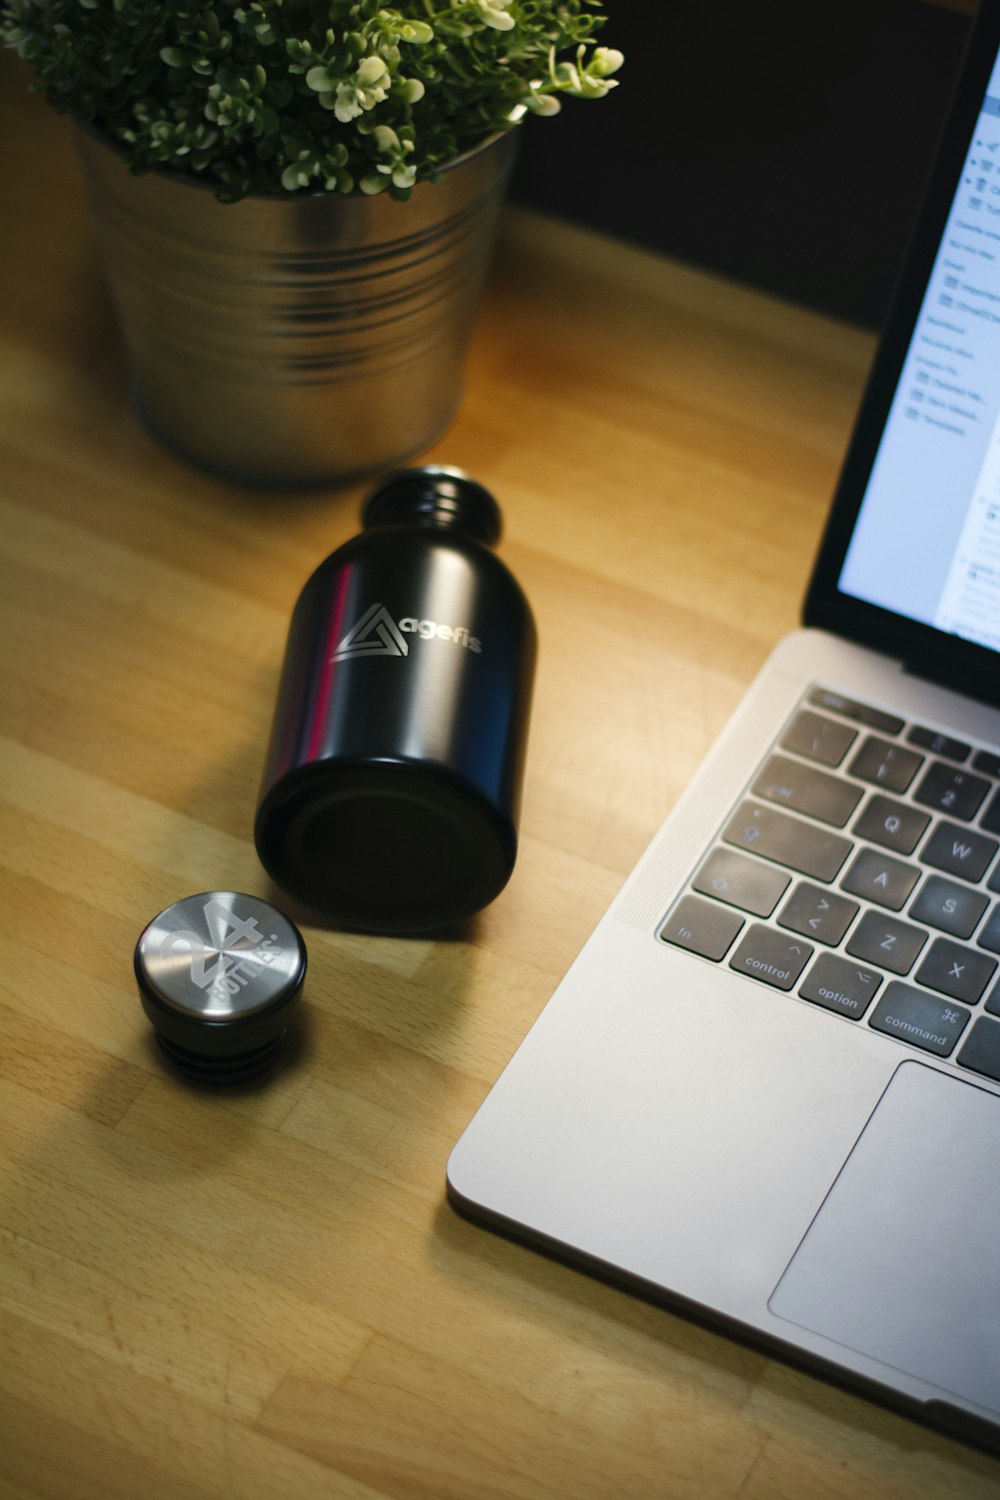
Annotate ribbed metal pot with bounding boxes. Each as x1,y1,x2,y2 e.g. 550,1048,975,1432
75,129,517,487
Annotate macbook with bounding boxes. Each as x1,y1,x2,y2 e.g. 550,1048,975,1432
448,0,1000,1451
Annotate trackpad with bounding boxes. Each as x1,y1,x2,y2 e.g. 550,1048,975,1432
769,1061,1000,1414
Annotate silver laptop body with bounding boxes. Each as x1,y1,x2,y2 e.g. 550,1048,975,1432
449,5,1000,1452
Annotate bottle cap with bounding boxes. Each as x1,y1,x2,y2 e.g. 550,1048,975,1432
134,892,307,1083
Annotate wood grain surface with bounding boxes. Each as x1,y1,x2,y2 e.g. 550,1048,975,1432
2,46,999,1500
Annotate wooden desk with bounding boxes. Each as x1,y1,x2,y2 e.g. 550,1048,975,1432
2,51,998,1500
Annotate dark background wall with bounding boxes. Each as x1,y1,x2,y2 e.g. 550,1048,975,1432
509,0,975,328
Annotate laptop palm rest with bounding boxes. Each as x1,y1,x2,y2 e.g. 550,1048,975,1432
769,1060,1000,1413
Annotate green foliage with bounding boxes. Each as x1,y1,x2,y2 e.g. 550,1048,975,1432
1,1,622,200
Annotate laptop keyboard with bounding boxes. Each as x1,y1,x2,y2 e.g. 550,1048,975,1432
659,687,1000,1085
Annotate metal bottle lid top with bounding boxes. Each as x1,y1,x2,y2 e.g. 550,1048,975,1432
135,891,306,1022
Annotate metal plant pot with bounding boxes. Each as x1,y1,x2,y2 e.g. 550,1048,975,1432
76,129,517,487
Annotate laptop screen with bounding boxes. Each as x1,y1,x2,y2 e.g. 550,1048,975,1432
806,0,1000,703
839,50,1000,653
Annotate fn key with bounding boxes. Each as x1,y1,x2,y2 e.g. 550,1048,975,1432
660,895,744,961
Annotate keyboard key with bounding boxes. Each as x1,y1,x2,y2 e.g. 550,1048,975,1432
808,690,903,735
846,912,928,974
979,785,1000,835
729,926,812,991
910,876,988,939
975,903,1000,954
848,736,923,793
672,701,1000,1067
692,848,789,918
660,895,744,961
914,939,996,1004
780,710,857,767
956,1015,1000,1082
840,849,920,911
973,749,1000,779
852,795,929,856
869,983,970,1056
779,883,858,945
920,820,998,882
906,726,970,762
752,754,862,828
913,762,990,820
798,953,882,1020
722,801,852,882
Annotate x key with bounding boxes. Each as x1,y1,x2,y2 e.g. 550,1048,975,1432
915,938,997,1004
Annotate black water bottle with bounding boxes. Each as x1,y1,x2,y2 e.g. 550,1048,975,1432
254,466,537,932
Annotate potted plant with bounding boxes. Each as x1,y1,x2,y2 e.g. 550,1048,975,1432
1,1,623,486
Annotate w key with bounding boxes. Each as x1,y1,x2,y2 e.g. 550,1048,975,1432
921,820,998,882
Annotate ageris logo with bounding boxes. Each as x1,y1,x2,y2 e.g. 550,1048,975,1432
333,603,409,660
333,602,481,661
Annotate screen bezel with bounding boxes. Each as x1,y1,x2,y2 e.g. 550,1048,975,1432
804,0,1000,707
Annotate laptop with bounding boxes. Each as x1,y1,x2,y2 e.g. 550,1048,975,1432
447,0,1000,1453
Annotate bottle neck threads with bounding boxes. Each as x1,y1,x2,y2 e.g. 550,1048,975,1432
361,465,502,547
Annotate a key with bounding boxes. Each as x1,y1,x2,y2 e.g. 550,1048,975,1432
840,849,920,911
